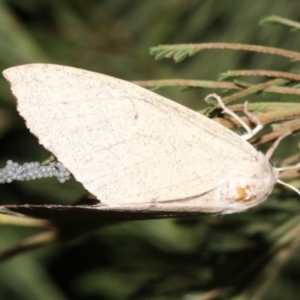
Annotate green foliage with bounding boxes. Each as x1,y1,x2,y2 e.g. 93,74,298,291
150,45,198,62
1,1,300,300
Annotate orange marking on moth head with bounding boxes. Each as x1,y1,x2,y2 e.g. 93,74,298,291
235,185,255,202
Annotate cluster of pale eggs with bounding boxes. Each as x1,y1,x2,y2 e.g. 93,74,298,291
0,160,71,184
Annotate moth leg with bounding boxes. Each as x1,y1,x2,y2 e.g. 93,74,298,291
242,101,263,139
265,132,290,160
205,93,262,140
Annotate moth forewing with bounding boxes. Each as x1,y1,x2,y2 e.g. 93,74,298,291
3,64,281,214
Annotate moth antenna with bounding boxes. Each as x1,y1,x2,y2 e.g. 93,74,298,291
205,93,262,140
276,162,300,196
277,179,300,196
277,162,300,172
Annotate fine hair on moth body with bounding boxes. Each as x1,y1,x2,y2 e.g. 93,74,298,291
2,64,300,215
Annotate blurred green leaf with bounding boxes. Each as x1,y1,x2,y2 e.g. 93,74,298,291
1,1,300,300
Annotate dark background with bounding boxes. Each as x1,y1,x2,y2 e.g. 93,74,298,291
0,1,300,299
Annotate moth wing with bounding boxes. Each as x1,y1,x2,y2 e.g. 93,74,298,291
3,64,257,212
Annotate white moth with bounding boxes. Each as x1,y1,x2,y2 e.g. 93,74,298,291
2,64,298,214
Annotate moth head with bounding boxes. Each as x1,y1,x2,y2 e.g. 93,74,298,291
220,152,279,214
221,150,300,214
